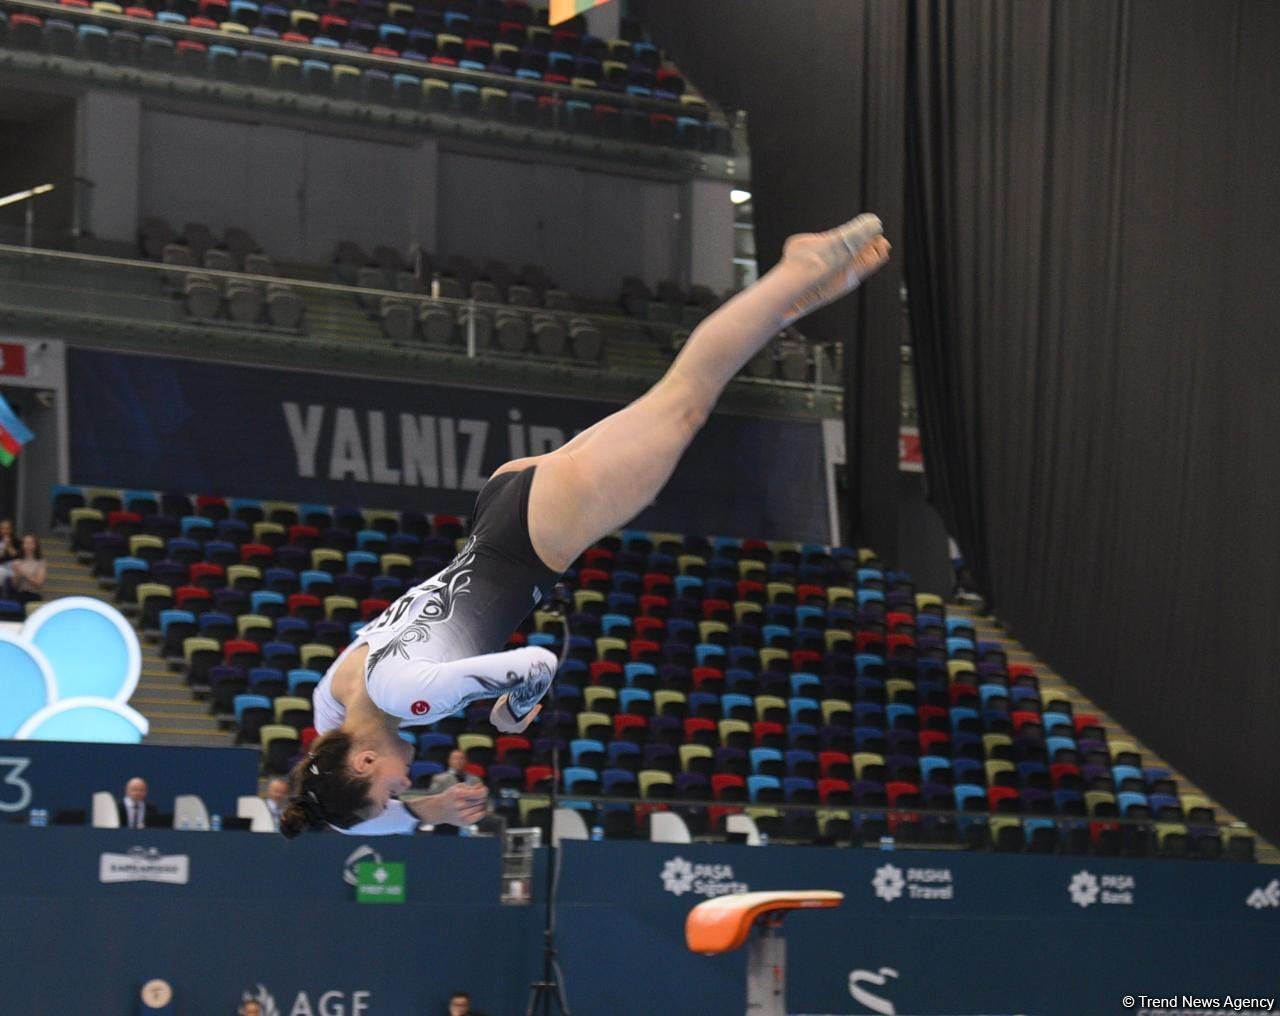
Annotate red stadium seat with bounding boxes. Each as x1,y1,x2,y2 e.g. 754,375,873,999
642,573,673,596
288,593,322,619
885,611,915,633
577,567,610,591
918,730,950,756
190,562,225,590
288,524,319,547
796,583,825,605
223,639,260,667
701,598,732,621
819,752,852,780
629,639,659,662
613,714,646,742
633,616,665,641
639,594,669,618
711,773,745,801
175,585,212,612
683,718,715,745
949,683,979,706
525,766,552,792
590,660,623,687
496,736,530,764
583,546,614,570
855,632,885,655
988,786,1021,812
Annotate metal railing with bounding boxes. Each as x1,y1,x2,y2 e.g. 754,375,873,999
403,787,1259,856
0,242,845,411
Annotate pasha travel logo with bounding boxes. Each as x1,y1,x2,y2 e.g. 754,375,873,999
1246,878,1280,910
241,983,372,1016
871,863,954,902
1068,869,1135,908
660,856,749,898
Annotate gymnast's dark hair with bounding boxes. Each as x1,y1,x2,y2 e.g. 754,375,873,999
279,730,374,838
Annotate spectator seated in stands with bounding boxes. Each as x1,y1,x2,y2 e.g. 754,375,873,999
1,533,46,603
117,776,162,829
0,518,17,566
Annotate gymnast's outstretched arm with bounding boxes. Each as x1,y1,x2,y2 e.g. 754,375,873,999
364,644,558,735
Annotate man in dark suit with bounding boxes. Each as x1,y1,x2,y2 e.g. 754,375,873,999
117,777,160,830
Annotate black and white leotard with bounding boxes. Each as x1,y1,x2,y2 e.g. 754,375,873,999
313,467,560,834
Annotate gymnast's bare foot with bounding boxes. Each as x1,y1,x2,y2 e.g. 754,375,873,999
780,213,892,324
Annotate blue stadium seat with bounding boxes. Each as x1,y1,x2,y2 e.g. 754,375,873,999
76,22,110,59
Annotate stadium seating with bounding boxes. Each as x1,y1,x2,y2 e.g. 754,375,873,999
0,2,731,153
51,481,1252,857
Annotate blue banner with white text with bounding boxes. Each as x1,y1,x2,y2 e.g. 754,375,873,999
66,347,829,541
0,824,1276,1015
0,825,536,1015
552,841,1280,1016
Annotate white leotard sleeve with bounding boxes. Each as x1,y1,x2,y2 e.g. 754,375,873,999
330,798,420,836
365,645,558,723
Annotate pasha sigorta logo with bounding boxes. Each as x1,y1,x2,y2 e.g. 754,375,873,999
660,856,748,898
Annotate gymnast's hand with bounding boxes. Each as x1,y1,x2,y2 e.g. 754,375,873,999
489,694,541,734
432,782,489,827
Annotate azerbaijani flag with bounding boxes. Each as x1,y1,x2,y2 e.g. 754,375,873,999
0,393,33,468
549,0,613,26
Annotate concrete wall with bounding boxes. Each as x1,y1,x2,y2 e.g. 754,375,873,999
68,92,733,294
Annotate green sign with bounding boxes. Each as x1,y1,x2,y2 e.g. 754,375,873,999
354,861,406,905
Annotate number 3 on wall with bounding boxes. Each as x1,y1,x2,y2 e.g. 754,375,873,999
0,757,33,813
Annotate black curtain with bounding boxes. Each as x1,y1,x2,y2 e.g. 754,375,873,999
637,0,1280,843
632,0,905,560
905,0,1280,844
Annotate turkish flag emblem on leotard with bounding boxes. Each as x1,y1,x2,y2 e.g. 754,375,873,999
411,700,430,716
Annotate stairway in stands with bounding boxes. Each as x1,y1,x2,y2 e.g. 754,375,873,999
41,540,235,748
956,601,1275,861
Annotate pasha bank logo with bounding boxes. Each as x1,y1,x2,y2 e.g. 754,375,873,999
0,597,148,743
1068,869,1135,908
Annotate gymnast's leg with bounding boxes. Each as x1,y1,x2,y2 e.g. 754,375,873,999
501,213,891,573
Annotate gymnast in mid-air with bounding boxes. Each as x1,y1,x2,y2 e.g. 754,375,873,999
281,213,892,837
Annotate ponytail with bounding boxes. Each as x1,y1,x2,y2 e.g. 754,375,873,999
280,730,373,837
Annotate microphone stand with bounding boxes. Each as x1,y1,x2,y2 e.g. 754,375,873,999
527,583,573,1016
